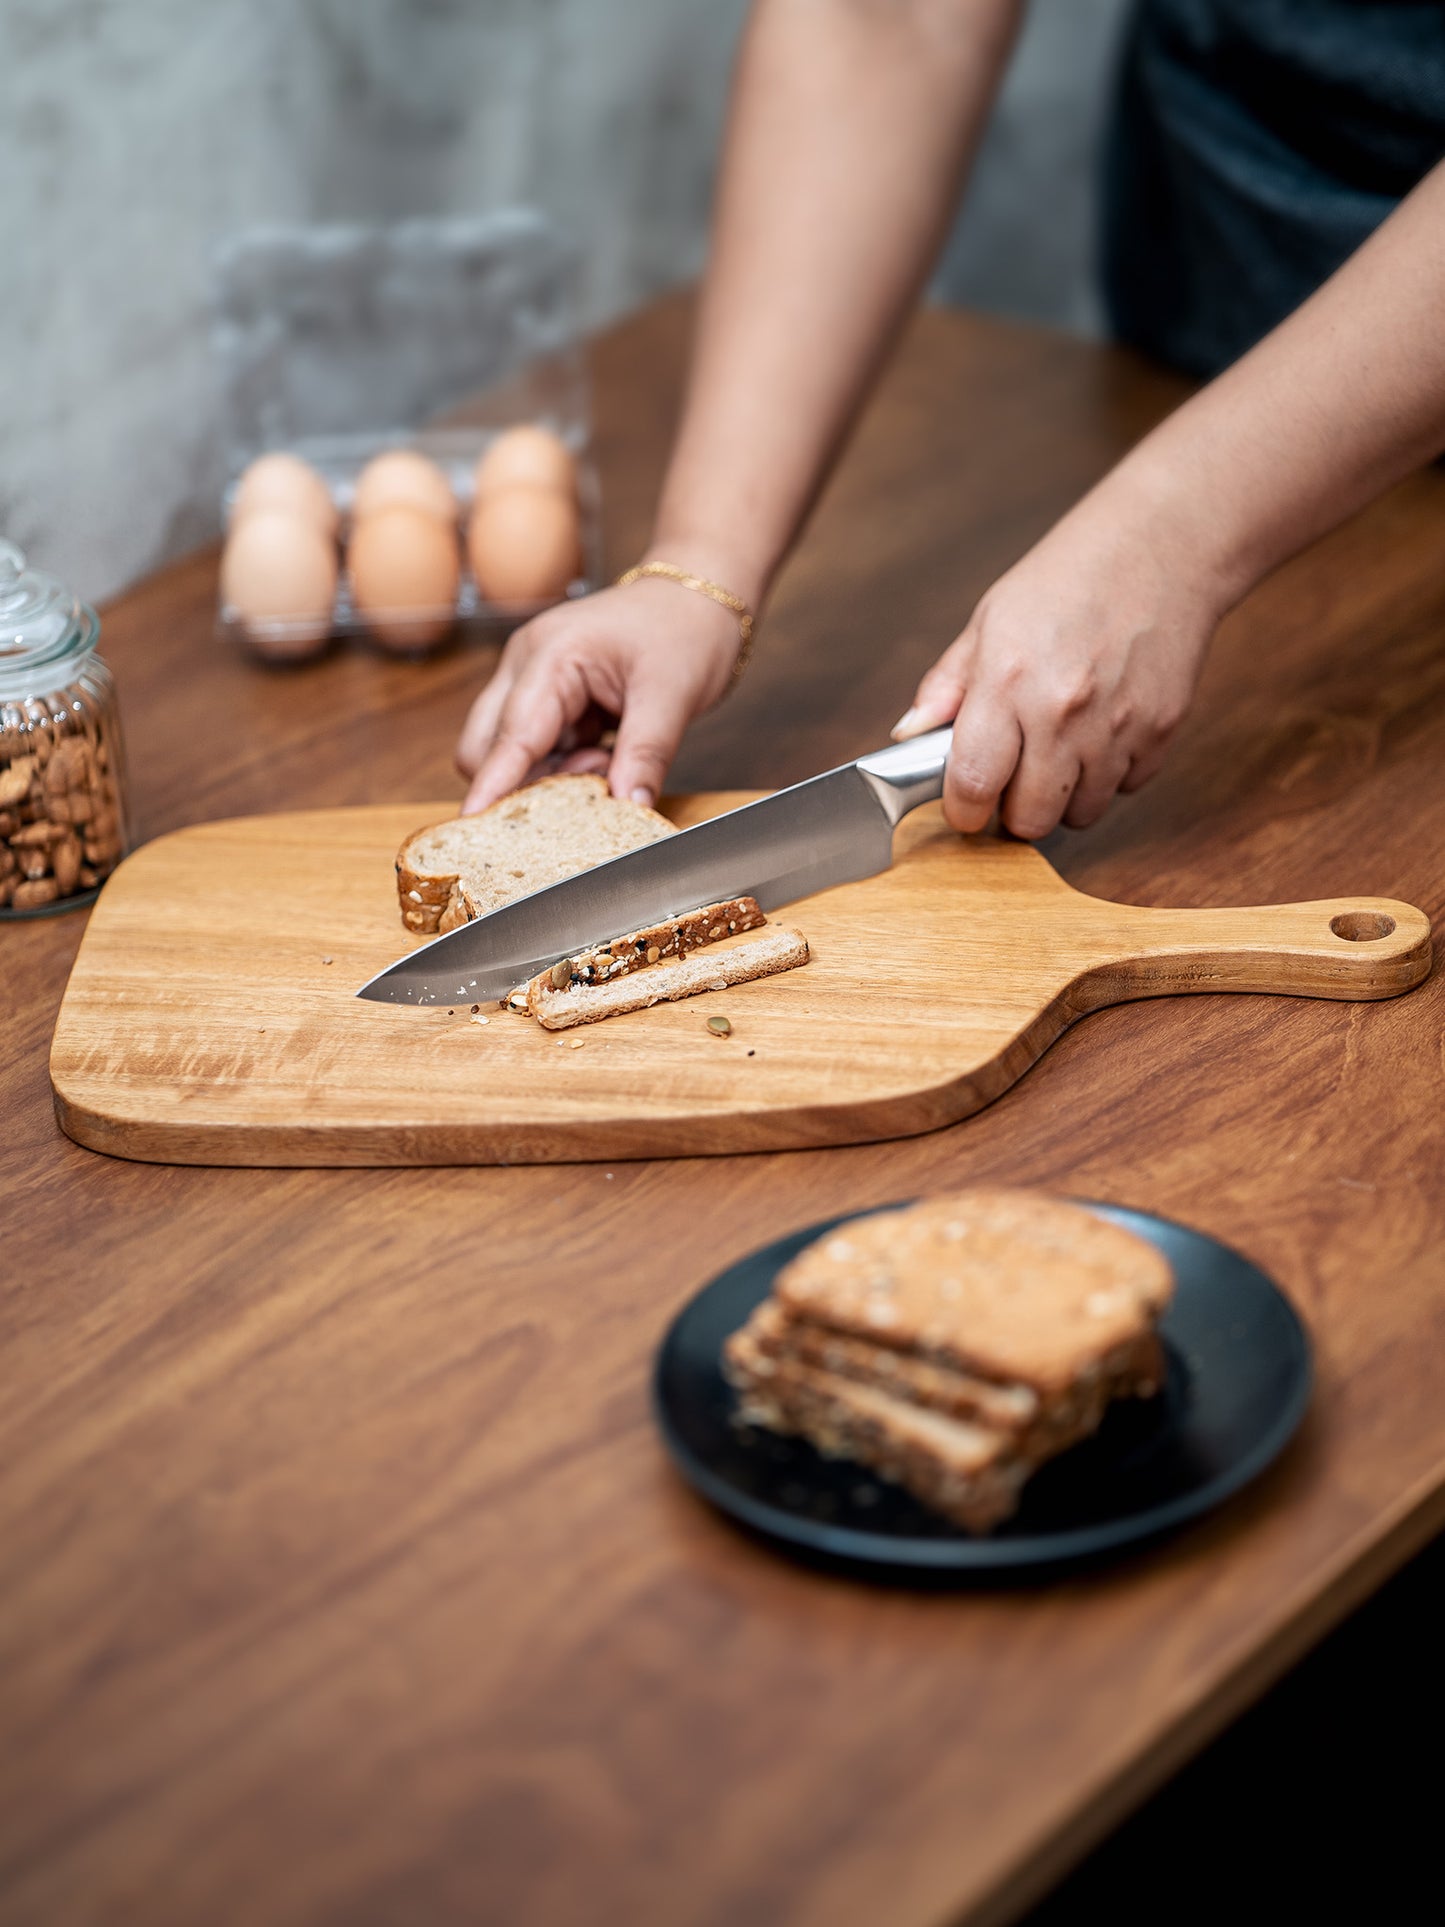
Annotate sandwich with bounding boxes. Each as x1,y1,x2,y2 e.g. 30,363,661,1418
724,1187,1173,1533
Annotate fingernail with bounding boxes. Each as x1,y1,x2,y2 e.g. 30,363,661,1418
890,706,927,741
629,785,654,807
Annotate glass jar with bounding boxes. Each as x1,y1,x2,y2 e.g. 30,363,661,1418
0,541,131,917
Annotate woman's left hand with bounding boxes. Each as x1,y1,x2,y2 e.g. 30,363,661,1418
891,479,1225,837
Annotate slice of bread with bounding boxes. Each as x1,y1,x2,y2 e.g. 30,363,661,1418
528,924,809,1031
773,1189,1173,1396
523,897,766,1007
396,773,677,935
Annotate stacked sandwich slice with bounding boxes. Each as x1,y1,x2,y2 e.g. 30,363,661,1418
724,1187,1173,1533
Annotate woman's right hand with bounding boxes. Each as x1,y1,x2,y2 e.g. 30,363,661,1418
456,569,746,813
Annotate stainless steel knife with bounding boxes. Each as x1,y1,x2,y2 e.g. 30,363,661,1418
356,726,953,1005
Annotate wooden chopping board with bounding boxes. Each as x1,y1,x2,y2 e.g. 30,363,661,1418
50,796,1431,1167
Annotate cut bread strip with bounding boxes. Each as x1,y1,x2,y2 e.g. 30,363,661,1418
396,773,676,935
523,897,766,1009
725,1329,1029,1534
529,924,809,1031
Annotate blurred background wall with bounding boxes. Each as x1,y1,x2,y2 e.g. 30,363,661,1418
2,0,1127,605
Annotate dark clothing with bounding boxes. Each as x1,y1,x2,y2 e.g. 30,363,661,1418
1102,0,1445,378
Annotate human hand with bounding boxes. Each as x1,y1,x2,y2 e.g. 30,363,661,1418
892,486,1225,837
457,571,744,813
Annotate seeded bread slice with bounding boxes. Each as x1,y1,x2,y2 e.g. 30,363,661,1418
773,1189,1174,1396
528,924,810,1031
396,773,677,935
725,1328,1030,1533
522,897,766,1010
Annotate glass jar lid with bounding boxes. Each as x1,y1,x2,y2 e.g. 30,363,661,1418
0,541,98,686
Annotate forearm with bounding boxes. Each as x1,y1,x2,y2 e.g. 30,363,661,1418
651,0,1022,603
1101,158,1445,613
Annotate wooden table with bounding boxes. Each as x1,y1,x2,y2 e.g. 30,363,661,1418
4,293,1443,1927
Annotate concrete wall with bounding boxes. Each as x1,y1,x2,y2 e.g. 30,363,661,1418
1,0,1127,605
935,0,1130,333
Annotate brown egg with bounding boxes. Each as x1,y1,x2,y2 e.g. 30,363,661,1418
348,505,460,650
474,425,576,502
468,485,582,606
220,511,338,657
352,449,457,524
230,453,338,539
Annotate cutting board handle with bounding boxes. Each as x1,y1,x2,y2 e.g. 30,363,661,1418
1076,895,1432,1006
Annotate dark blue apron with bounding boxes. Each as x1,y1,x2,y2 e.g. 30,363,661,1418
1102,0,1445,377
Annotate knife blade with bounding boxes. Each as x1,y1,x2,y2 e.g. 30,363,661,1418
356,727,953,1005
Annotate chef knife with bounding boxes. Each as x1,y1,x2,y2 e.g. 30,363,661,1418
356,727,953,1005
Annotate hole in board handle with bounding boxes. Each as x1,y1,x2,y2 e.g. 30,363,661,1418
1330,911,1396,943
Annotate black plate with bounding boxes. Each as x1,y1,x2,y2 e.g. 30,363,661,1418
653,1202,1311,1578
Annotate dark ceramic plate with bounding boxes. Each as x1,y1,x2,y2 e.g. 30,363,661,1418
653,1202,1311,1578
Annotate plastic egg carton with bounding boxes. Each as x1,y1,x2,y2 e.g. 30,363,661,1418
211,212,601,657
217,424,603,657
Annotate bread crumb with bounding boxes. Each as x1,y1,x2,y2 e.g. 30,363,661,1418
568,1036,586,1049
321,955,334,965
470,1013,489,1026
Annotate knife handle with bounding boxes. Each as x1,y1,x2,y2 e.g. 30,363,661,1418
857,727,953,824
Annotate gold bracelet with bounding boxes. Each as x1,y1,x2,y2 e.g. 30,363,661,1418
615,560,755,679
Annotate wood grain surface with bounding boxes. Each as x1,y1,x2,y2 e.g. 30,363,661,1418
50,798,1429,1165
5,294,1445,1927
